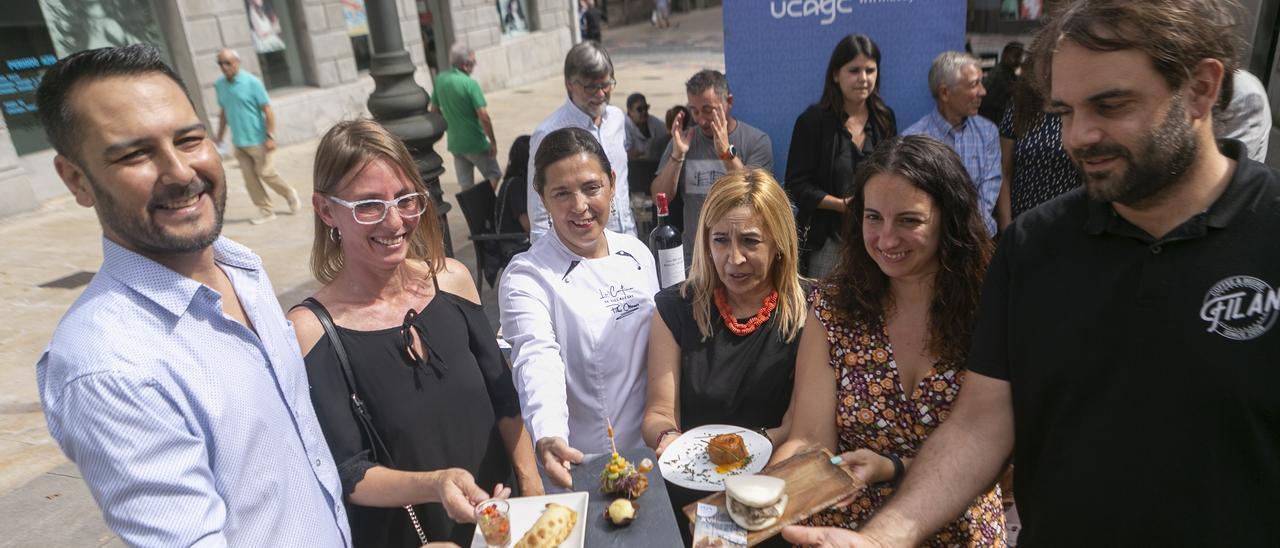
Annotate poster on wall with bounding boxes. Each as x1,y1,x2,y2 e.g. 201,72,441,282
0,52,58,155
6,2,60,155
1020,0,1042,20
722,1,966,178
1002,0,1042,20
343,0,369,37
497,0,530,35
39,0,164,58
245,0,286,53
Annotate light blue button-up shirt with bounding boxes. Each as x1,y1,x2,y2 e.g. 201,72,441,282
38,237,350,547
903,109,1002,236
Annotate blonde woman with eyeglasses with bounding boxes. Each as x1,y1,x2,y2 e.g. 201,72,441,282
287,119,541,547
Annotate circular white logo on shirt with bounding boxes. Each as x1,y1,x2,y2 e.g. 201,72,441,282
1199,276,1279,341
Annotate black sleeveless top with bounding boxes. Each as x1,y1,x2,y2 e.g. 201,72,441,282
654,286,801,432
654,284,805,548
303,289,520,547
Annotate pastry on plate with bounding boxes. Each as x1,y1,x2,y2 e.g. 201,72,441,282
514,502,578,548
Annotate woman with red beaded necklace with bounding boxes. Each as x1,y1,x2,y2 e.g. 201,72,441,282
642,168,808,546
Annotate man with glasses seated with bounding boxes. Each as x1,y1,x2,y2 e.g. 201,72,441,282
653,69,774,266
526,41,636,242
624,93,667,161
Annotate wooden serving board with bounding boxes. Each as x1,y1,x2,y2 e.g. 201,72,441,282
682,446,864,546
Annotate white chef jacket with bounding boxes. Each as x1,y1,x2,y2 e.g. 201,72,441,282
499,229,658,454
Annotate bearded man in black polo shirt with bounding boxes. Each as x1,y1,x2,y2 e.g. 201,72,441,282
782,1,1280,547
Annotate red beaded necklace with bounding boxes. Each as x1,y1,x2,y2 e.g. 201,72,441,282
714,287,778,337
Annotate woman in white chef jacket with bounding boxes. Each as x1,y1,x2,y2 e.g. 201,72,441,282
499,127,659,489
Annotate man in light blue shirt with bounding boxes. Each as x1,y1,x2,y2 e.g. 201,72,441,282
904,51,1002,236
527,41,636,242
214,48,299,225
35,44,350,547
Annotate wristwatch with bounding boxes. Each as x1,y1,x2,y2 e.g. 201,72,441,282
718,144,736,161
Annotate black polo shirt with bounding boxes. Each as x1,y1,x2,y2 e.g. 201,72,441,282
970,140,1280,547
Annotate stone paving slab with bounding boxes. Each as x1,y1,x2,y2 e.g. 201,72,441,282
0,463,125,548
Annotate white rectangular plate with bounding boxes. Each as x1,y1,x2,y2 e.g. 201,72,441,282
469,491,589,548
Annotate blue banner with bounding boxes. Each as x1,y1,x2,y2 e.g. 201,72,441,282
723,0,966,179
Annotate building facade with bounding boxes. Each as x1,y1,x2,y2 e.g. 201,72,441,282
0,0,577,219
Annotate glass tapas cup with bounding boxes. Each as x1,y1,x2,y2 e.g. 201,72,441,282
476,498,511,547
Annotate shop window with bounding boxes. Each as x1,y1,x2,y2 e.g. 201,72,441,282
1001,0,1042,20
244,0,305,89
344,0,371,72
0,0,171,155
497,0,532,36
417,0,440,76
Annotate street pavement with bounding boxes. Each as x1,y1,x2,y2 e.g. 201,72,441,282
0,7,724,546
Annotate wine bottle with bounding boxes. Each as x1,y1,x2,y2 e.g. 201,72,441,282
649,192,685,288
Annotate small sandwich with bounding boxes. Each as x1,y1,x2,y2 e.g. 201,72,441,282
723,474,788,531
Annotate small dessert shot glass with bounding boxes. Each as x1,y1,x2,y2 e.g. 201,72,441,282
476,498,511,547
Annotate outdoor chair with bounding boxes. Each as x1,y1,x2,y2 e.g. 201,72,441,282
455,182,529,296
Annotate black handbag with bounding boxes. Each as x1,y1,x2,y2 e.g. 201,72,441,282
298,298,429,546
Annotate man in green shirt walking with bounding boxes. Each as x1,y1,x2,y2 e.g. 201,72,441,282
214,49,298,225
431,44,502,189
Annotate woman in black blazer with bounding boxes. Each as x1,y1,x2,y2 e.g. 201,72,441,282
786,34,897,277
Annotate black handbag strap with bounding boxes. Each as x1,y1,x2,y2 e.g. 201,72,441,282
297,297,393,467
297,298,427,544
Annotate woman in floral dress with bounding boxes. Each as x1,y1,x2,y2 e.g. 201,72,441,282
773,135,1004,546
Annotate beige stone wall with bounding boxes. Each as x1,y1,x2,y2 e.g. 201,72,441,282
174,0,428,144
448,0,574,93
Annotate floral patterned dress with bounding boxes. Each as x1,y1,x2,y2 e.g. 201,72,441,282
802,285,1006,547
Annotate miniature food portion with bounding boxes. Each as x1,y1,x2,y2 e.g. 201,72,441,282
514,502,578,548
637,457,654,473
723,474,788,531
599,452,650,498
475,499,511,546
707,433,748,466
604,498,638,526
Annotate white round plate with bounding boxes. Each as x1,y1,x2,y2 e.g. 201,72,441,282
657,424,771,492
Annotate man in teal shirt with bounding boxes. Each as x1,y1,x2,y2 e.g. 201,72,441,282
214,48,298,225
431,44,502,189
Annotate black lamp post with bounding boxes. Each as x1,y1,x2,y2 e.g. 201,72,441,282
364,0,452,256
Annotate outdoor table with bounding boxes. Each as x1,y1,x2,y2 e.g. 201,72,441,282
569,446,684,547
